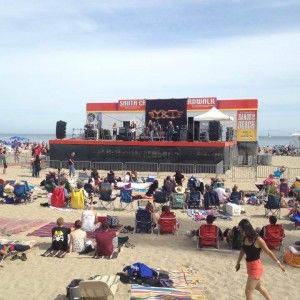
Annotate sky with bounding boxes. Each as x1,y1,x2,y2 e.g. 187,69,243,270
0,0,300,135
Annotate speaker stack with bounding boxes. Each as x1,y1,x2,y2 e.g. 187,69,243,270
208,121,222,141
226,127,234,141
187,117,194,141
193,121,200,141
56,121,67,139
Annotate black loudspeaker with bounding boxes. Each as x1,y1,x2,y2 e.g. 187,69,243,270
180,129,187,141
209,121,222,141
56,120,67,139
193,121,200,141
226,127,234,141
123,121,130,130
187,117,194,141
199,132,208,142
119,127,126,135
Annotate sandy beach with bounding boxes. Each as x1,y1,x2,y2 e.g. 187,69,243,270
0,156,299,300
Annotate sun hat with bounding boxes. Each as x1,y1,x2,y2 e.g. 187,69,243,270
175,186,185,194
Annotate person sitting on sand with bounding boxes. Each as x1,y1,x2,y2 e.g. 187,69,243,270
258,216,284,238
145,180,159,197
94,223,129,258
69,220,94,254
278,178,289,197
263,174,276,186
230,185,242,205
42,217,71,258
203,185,220,210
223,226,243,250
81,206,101,232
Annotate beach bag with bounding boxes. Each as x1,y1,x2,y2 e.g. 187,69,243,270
290,214,300,223
124,262,158,280
66,279,82,300
248,195,258,205
5,196,15,204
232,226,242,250
105,215,119,228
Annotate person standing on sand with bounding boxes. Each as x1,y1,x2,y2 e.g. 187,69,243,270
235,219,285,300
68,152,75,177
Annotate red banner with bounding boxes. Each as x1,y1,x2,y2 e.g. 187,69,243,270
187,97,217,110
118,99,145,111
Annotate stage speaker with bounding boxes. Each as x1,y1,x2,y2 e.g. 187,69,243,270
123,121,130,130
209,121,222,141
193,121,200,141
187,117,194,141
180,129,187,141
199,132,208,142
226,127,234,141
56,120,66,139
119,127,126,135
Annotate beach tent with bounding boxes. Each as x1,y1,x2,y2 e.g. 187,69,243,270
194,107,234,121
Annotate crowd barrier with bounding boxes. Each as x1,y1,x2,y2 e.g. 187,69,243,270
41,158,300,183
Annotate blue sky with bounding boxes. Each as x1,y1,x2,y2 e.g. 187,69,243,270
0,0,300,135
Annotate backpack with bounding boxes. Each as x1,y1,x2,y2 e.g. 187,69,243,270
123,262,158,280
232,226,242,250
105,215,119,227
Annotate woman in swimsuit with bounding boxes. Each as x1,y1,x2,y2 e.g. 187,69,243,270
235,219,285,300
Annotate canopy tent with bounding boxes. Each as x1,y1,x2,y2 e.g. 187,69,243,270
193,107,234,121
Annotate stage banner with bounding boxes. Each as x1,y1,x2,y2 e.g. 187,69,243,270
236,110,257,141
145,98,187,130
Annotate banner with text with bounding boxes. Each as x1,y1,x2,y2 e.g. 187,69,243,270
236,110,257,141
145,98,187,130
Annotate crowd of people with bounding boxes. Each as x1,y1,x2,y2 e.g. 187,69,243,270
258,145,297,156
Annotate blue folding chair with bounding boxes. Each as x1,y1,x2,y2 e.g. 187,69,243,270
264,195,281,219
135,208,153,233
187,191,201,208
14,184,31,203
120,189,133,210
153,190,169,209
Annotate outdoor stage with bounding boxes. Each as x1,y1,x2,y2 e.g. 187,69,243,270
49,139,237,169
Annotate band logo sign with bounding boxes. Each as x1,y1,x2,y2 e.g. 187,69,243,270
145,98,187,129
236,110,257,142
148,110,183,119
118,99,145,111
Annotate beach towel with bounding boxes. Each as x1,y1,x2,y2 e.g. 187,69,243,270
27,222,122,239
0,218,49,236
131,269,208,300
186,209,231,222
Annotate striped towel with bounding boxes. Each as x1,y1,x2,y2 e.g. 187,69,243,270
131,269,208,300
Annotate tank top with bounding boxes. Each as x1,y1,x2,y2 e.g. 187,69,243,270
243,237,261,262
81,210,97,232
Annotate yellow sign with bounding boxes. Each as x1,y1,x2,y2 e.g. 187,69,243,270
237,129,257,141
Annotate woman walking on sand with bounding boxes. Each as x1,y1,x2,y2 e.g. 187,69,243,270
235,219,285,300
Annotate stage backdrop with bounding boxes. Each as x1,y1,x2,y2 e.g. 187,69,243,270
145,98,187,130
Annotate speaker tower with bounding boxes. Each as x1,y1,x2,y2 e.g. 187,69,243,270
56,121,67,139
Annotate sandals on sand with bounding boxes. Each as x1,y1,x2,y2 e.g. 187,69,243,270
124,242,135,249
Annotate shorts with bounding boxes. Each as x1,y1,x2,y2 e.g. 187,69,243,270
246,259,263,280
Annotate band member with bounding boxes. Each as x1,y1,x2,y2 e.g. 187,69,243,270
148,120,154,141
167,121,174,141
112,123,117,140
130,121,137,141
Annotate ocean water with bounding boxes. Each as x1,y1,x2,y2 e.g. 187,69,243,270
0,133,292,147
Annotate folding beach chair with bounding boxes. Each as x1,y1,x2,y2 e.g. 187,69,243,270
264,195,281,219
263,224,284,250
13,184,31,203
153,190,169,209
197,224,219,249
187,191,201,209
79,274,120,300
99,191,116,210
70,188,85,209
119,189,133,210
158,212,178,236
135,208,153,233
0,184,4,200
171,193,185,209
51,186,65,208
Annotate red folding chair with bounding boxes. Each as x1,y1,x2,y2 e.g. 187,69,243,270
158,212,178,235
198,224,219,249
51,186,65,208
263,224,284,250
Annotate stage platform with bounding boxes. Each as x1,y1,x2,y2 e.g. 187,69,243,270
49,139,237,166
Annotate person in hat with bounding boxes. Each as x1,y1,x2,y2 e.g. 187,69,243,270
291,176,300,192
175,185,185,194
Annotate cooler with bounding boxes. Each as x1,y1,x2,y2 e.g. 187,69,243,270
226,203,241,216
